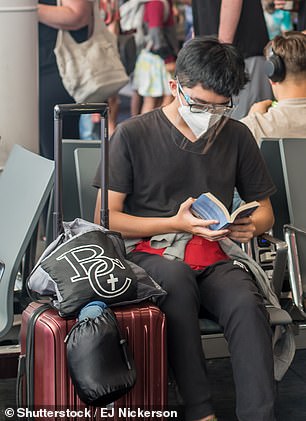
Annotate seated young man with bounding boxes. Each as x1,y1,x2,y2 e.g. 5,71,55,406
241,31,306,143
94,37,277,421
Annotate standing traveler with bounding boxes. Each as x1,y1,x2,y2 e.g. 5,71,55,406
192,0,273,119
38,0,92,159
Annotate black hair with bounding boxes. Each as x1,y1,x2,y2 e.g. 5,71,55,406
175,36,249,97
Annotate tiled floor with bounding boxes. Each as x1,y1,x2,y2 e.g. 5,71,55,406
208,349,306,420
1,349,306,420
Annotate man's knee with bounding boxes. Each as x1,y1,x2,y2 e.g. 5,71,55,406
155,259,199,305
214,265,268,323
222,283,269,329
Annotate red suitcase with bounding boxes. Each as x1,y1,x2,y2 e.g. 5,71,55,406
18,302,167,420
17,104,168,419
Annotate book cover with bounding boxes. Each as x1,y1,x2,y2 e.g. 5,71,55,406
191,193,259,231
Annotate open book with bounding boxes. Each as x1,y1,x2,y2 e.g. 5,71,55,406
191,192,259,231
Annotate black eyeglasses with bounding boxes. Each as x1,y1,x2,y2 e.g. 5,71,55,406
177,80,233,115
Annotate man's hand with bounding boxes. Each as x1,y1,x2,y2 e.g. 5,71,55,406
91,113,100,123
248,100,273,115
227,216,256,243
173,198,230,241
273,0,286,9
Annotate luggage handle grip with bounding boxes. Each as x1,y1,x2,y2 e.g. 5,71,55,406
54,103,108,118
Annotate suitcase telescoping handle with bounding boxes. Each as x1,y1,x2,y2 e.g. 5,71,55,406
53,103,109,239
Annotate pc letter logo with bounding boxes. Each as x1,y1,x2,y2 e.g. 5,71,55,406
41,230,138,316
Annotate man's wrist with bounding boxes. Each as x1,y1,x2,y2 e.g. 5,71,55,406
168,215,180,233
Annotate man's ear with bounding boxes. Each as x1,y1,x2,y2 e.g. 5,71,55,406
169,79,179,98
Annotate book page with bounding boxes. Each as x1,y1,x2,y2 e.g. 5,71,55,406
231,202,259,222
204,193,230,217
191,194,259,230
191,193,230,230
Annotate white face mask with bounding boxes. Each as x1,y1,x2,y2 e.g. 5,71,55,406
177,87,222,139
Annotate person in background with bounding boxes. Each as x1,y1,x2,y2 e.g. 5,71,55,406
183,0,193,41
38,0,92,159
241,31,306,143
191,0,273,120
94,36,277,421
262,0,293,39
174,0,193,42
132,0,178,114
79,0,121,139
274,0,306,30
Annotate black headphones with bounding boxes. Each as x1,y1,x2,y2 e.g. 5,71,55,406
264,46,286,82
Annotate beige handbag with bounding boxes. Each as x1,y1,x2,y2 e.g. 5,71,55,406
54,0,129,103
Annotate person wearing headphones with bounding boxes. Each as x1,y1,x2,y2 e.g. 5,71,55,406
94,36,277,421
240,31,306,143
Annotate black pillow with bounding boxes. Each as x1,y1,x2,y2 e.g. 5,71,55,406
66,308,136,406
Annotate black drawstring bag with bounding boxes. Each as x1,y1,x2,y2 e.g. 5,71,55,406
28,219,166,318
65,307,136,406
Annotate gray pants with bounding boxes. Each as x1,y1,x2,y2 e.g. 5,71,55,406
231,56,273,120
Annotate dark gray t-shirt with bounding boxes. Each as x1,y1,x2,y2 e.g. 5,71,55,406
94,108,276,217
